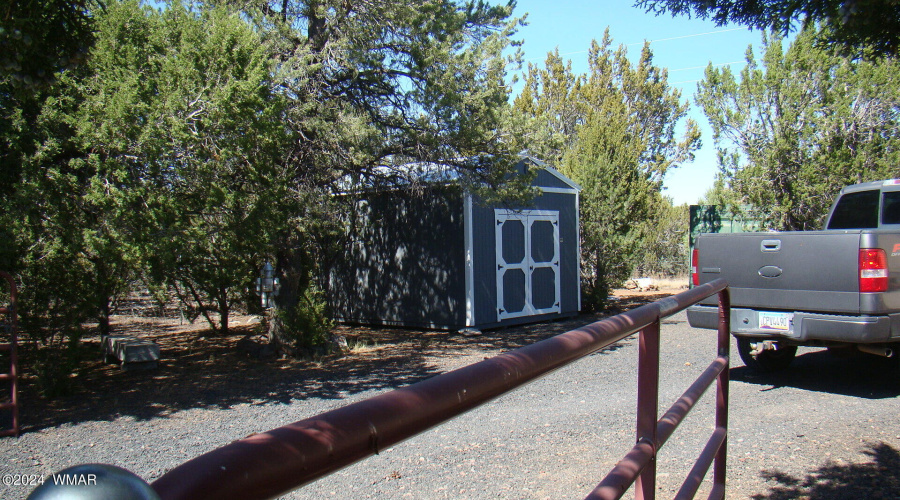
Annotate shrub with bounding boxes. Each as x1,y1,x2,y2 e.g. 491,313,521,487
27,327,86,398
274,285,334,355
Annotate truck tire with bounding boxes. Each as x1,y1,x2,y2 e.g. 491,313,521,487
736,338,797,372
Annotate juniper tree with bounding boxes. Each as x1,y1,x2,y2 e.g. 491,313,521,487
514,31,699,309
219,0,524,351
696,26,900,230
3,0,526,356
636,0,900,58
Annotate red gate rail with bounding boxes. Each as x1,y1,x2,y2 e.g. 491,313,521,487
0,271,19,438
149,279,730,500
590,282,730,500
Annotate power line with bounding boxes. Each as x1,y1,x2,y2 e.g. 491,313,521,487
670,60,744,73
626,27,746,47
525,27,747,62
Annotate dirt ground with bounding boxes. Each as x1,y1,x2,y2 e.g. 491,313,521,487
12,280,686,433
6,278,900,499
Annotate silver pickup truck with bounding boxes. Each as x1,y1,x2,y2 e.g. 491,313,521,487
688,179,900,371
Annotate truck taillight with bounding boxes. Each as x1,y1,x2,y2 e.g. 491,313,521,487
859,248,888,293
691,247,699,286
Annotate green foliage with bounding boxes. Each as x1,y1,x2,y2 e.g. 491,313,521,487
19,0,296,336
236,0,527,348
2,42,137,340
515,31,699,310
699,174,741,208
636,0,900,58
229,0,524,190
0,0,99,89
1,0,527,382
696,26,900,230
274,285,334,354
638,200,689,278
24,324,87,398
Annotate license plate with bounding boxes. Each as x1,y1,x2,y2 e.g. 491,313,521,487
759,311,793,332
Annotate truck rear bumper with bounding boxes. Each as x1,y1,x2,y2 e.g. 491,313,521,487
687,305,896,343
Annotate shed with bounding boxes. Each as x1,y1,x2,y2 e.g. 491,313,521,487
325,157,581,330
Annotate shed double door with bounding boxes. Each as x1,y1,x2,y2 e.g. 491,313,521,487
495,209,561,321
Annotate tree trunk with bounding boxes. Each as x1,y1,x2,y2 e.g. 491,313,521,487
99,297,111,336
218,287,230,336
267,240,308,356
94,258,113,336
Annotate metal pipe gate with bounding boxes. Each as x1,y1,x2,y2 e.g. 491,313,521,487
147,279,730,500
0,271,19,438
590,282,730,500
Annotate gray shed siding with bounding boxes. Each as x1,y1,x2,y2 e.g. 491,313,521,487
327,187,466,329
534,169,574,190
327,159,580,331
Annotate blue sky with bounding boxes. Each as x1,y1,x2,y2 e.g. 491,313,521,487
508,1,764,205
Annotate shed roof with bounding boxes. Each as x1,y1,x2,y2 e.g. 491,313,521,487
338,154,580,193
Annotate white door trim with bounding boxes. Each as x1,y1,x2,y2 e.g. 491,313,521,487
495,209,561,321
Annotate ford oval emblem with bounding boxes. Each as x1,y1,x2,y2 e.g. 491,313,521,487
758,265,783,278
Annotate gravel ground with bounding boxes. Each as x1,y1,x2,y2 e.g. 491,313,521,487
2,298,899,499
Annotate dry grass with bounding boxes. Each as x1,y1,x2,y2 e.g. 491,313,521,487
615,275,689,297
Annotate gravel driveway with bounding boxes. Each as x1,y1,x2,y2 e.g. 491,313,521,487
2,305,899,499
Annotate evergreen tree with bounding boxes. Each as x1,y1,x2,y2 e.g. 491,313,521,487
515,31,699,309
696,26,900,230
1,0,526,364
639,200,689,278
636,0,900,58
0,0,100,89
223,0,524,352
0,0,292,384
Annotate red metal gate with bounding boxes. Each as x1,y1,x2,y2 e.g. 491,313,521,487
0,271,19,438
148,279,730,500
590,283,730,500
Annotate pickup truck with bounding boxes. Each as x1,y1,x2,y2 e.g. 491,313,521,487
688,179,900,372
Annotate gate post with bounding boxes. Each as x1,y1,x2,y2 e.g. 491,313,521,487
711,288,731,498
635,318,660,500
0,271,19,438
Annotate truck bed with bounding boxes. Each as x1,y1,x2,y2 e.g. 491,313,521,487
696,230,900,316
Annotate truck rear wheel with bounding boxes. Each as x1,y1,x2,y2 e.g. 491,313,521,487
736,338,797,372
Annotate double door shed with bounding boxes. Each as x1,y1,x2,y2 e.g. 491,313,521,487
326,157,581,330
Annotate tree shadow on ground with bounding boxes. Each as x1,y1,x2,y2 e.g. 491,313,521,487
14,294,665,433
752,442,900,499
730,349,900,399
16,320,458,432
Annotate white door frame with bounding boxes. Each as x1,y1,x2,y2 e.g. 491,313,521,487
495,209,561,321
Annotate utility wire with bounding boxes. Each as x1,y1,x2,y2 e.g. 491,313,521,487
669,60,744,73
525,27,747,61
626,27,746,47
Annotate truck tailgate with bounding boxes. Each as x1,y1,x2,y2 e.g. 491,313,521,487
696,231,862,314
